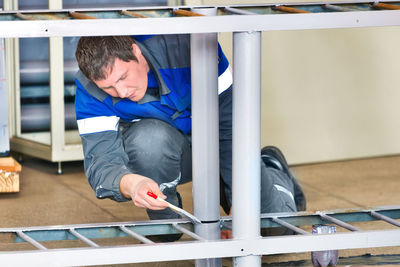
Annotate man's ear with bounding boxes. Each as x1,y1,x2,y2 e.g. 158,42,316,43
132,43,141,57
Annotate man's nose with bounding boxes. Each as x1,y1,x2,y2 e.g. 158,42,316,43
116,85,129,98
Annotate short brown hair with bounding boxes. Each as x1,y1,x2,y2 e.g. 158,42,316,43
75,36,138,81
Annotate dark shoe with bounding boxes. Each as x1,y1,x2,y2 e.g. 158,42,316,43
261,227,295,237
261,146,306,211
146,233,183,243
146,192,184,242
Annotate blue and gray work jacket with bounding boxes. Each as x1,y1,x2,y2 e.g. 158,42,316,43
74,34,234,206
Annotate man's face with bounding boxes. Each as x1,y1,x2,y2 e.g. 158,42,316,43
94,44,149,102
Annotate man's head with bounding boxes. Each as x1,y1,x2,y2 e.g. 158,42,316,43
76,36,149,102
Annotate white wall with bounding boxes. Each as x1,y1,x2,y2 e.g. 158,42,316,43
259,27,400,164
190,0,400,164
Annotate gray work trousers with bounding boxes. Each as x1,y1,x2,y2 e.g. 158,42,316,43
121,119,192,220
121,118,296,220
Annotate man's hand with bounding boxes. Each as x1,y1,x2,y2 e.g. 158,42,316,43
221,207,232,239
120,173,168,210
221,229,232,239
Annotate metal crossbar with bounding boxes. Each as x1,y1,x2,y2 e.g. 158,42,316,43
119,225,154,244
318,213,362,231
15,230,47,251
172,223,206,241
0,206,399,266
370,210,400,227
271,217,310,235
68,228,99,248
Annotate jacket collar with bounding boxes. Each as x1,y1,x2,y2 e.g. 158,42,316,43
138,87,160,104
76,71,108,102
136,41,170,96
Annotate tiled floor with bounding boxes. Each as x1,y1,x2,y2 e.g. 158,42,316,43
1,154,400,266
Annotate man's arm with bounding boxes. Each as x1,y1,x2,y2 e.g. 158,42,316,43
81,130,167,210
75,70,167,210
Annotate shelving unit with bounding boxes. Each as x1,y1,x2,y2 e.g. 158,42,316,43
0,1,399,266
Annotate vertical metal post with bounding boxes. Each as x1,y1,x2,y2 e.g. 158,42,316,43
49,0,65,161
190,7,221,267
0,35,10,156
232,31,262,267
5,0,20,139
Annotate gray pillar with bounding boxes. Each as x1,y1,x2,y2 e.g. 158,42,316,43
0,37,10,156
232,31,262,266
190,7,221,267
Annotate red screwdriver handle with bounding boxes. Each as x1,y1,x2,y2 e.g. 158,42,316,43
147,191,158,199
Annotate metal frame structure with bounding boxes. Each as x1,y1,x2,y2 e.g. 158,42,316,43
0,206,400,266
1,1,400,266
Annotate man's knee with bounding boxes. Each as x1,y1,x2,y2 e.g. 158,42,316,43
125,119,172,152
122,119,191,184
123,119,184,162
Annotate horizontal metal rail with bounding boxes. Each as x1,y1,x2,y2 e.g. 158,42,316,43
0,207,397,237
256,205,400,228
0,230,399,266
0,218,189,243
0,206,398,265
0,1,398,37
1,0,399,16
1,206,398,244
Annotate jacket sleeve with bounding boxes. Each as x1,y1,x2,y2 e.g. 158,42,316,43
81,129,132,202
75,74,132,202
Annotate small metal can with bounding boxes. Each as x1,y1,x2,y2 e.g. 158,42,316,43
311,224,339,267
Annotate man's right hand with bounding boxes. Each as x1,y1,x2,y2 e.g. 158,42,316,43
120,173,168,210
221,207,233,239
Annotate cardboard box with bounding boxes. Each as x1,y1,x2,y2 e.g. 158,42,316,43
0,157,21,193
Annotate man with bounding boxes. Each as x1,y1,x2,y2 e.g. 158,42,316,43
74,35,305,239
